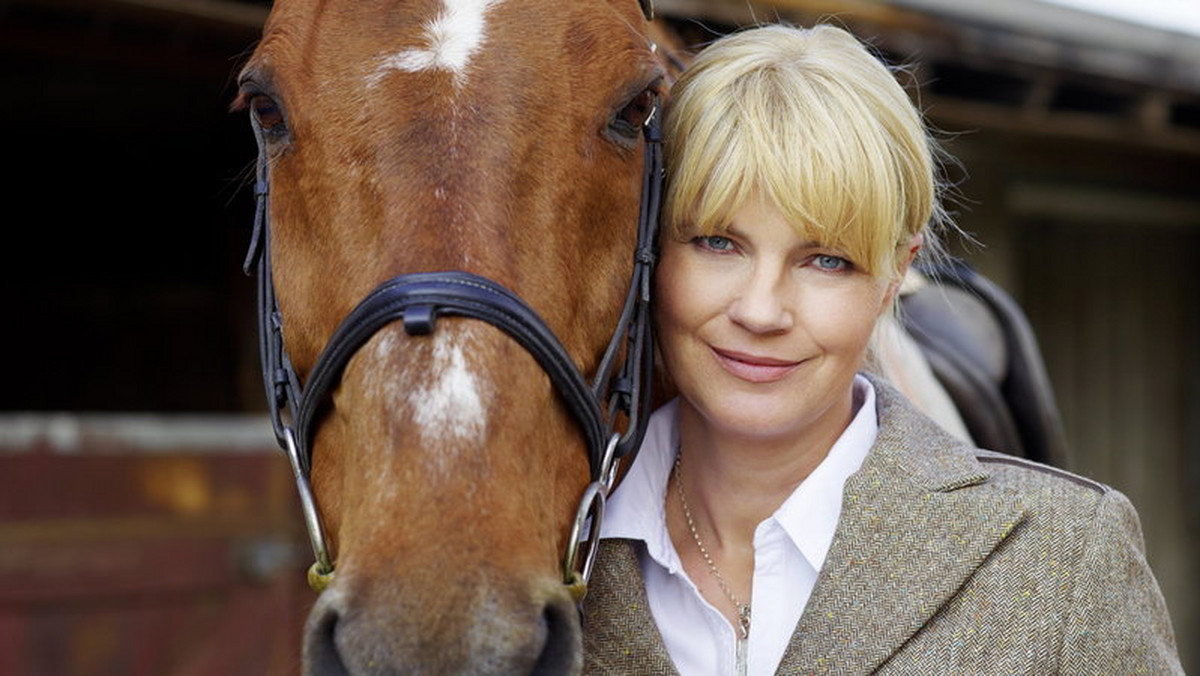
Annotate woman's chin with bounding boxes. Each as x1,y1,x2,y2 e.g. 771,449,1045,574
696,403,809,442
682,387,848,447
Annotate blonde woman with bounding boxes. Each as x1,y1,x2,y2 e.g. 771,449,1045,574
583,24,1182,675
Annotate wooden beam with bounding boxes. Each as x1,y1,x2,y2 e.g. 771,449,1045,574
8,0,267,32
655,0,942,33
1007,182,1200,227
927,96,1200,156
101,0,268,29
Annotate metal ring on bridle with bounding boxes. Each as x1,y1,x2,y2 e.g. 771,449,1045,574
562,433,620,602
563,481,607,602
283,428,334,590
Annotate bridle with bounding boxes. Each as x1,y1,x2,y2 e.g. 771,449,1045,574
243,1,662,602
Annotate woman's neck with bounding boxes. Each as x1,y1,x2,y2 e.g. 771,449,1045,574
673,389,856,545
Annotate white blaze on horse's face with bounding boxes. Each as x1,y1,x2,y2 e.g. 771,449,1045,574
407,328,489,457
367,0,504,87
365,327,489,475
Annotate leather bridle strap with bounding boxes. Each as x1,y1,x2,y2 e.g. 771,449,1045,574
295,272,610,478
244,116,301,451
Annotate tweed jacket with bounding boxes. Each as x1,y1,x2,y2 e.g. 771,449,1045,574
582,379,1183,674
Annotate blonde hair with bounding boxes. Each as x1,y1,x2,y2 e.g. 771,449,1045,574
663,24,950,277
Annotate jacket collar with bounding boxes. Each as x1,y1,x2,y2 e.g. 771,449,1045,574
778,375,1026,672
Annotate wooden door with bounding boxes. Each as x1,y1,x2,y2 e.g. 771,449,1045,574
0,417,314,676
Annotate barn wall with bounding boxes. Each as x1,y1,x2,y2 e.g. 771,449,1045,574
0,417,313,676
946,131,1200,669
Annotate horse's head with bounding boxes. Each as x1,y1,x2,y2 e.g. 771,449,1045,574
237,0,664,673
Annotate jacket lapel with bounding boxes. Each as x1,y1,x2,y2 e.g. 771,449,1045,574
778,379,1027,673
583,539,679,675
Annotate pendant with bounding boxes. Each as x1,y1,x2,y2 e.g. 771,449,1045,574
735,634,748,676
737,603,751,639
735,604,750,676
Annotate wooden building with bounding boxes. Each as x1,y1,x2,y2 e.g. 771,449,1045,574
1,0,1196,672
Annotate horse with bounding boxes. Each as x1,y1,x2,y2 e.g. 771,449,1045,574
236,1,672,673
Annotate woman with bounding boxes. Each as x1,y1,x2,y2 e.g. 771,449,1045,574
583,23,1182,675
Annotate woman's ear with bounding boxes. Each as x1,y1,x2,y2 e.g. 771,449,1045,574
901,231,924,272
881,231,924,311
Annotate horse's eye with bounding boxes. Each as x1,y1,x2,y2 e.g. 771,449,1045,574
249,94,287,137
619,89,655,129
609,88,656,142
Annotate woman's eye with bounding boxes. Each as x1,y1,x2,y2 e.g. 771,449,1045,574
694,235,735,252
813,254,851,272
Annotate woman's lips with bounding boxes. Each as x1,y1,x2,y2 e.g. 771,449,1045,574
711,347,802,383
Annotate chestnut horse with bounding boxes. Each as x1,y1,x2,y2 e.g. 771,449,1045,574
237,0,670,673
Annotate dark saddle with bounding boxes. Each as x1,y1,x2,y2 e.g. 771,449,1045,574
900,260,1070,468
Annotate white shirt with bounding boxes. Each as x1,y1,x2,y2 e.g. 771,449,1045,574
600,375,878,676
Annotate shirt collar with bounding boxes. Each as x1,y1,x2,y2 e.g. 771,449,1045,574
600,398,683,572
775,376,877,569
600,376,878,574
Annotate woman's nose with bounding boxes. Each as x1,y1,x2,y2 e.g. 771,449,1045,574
727,266,794,334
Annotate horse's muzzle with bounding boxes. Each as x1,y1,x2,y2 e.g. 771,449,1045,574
302,577,583,676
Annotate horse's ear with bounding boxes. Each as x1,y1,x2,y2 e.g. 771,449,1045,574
639,0,653,20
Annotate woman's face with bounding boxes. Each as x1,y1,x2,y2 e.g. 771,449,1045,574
656,195,901,446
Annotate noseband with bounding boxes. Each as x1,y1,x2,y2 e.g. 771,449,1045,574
243,80,662,600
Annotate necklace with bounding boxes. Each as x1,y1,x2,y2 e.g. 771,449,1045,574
673,453,752,640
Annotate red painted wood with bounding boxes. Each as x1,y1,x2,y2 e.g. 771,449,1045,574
0,611,31,675
0,439,314,675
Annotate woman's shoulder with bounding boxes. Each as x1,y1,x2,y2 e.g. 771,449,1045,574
971,448,1108,503
872,374,1091,482
966,447,1140,546
871,373,1123,523
956,450,1179,672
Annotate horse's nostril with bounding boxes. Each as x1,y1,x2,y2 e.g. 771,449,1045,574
531,597,582,676
304,603,352,676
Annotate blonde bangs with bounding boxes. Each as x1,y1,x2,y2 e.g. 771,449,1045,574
663,24,940,277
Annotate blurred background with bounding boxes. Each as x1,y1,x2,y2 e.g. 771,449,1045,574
1,0,1196,673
